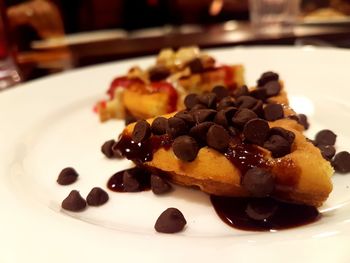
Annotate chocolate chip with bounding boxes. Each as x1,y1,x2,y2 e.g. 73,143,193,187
123,170,140,192
132,120,151,143
187,58,204,73
57,167,78,185
174,111,195,126
86,187,109,206
315,129,337,146
206,124,230,151
172,135,199,162
228,126,239,137
250,100,264,116
297,114,309,130
263,135,291,158
233,85,249,98
217,96,236,110
124,112,138,125
318,145,336,161
189,121,214,143
250,89,267,101
197,92,217,108
61,190,87,212
243,118,270,146
263,80,281,97
190,104,207,111
151,174,172,194
257,71,279,87
111,143,124,159
332,151,350,173
263,104,284,121
166,117,188,138
184,93,199,110
245,198,277,221
151,117,168,135
242,168,275,197
214,108,236,127
149,66,170,82
232,109,258,127
212,85,229,100
236,96,258,110
192,109,217,124
101,139,116,158
269,127,295,145
154,208,187,233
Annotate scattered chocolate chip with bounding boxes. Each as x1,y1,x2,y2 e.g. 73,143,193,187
233,85,249,98
315,129,337,146
243,118,270,146
154,208,187,233
245,198,277,221
101,139,116,158
236,96,258,110
318,145,336,161
250,89,267,101
192,109,217,124
263,80,281,97
132,120,151,143
86,187,109,206
184,93,199,110
217,96,236,110
172,135,199,162
332,151,350,173
242,168,275,197
263,135,291,158
257,71,279,87
212,85,229,100
111,143,124,159
61,190,86,212
232,109,258,127
151,117,168,135
57,167,79,185
269,127,295,145
174,111,195,126
206,124,230,151
250,100,264,116
198,92,217,108
187,58,204,73
149,66,170,82
263,104,284,121
167,117,188,138
151,174,172,194
189,121,214,143
123,170,140,192
297,114,309,130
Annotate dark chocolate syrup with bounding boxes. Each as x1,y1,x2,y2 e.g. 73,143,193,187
210,196,320,231
107,167,151,192
225,143,267,175
113,134,172,163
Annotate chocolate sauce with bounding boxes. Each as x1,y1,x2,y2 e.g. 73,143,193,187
210,195,320,231
225,143,267,175
113,134,172,163
107,167,151,192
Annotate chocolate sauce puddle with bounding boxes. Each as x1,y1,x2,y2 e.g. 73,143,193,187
210,196,320,231
107,167,151,192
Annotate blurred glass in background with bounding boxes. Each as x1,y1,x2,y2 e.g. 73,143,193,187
0,0,20,90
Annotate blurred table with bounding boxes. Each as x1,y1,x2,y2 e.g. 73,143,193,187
18,21,350,80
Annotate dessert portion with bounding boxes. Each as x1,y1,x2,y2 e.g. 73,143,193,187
113,72,334,208
95,46,244,122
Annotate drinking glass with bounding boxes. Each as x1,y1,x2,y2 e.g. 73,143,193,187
0,2,21,90
249,0,300,34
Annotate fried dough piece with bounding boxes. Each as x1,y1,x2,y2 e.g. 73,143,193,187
122,117,333,207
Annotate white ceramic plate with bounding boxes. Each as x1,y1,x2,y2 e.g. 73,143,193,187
1,47,350,263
